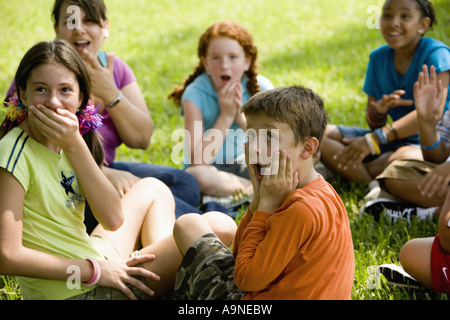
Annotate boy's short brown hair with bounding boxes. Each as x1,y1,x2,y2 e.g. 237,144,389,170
242,85,328,156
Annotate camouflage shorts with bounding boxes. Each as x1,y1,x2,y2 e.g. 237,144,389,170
173,233,245,300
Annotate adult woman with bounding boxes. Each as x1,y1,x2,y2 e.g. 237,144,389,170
52,0,204,230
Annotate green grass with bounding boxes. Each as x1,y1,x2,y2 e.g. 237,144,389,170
1,0,449,300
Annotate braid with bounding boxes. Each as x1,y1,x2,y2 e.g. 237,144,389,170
168,21,261,106
168,64,205,107
246,66,260,96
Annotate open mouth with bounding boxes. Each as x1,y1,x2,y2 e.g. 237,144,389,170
221,75,231,81
74,40,90,51
252,163,269,180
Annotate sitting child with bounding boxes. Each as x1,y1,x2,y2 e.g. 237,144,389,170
171,85,355,300
363,65,449,222
378,188,450,293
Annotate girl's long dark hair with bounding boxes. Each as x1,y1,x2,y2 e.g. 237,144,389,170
52,0,108,29
1,40,104,166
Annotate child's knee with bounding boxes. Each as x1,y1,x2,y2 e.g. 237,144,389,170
174,214,202,235
138,177,173,199
399,240,414,269
173,214,210,253
202,212,237,246
324,124,342,140
399,238,431,274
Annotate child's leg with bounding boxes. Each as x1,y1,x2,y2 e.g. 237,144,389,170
389,145,424,163
399,237,434,289
187,165,253,197
320,125,373,183
92,177,176,258
136,211,237,297
384,178,446,208
173,212,237,255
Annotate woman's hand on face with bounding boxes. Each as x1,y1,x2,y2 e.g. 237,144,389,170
81,49,118,104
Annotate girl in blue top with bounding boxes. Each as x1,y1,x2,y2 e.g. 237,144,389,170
169,21,273,199
320,0,450,185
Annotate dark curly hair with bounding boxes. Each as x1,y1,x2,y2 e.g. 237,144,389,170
414,0,438,29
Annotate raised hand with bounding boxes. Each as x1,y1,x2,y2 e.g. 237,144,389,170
414,65,443,123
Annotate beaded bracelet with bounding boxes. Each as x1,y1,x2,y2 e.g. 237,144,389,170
365,133,381,155
420,133,441,150
367,107,387,128
374,128,388,145
82,259,101,287
389,124,399,141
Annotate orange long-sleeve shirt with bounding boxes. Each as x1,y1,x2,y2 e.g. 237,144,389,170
233,175,354,300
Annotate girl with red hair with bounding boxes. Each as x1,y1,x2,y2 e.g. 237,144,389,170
169,21,273,203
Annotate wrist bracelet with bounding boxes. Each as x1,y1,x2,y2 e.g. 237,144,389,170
365,133,381,155
389,124,399,141
107,91,122,108
371,107,388,121
374,128,388,145
82,259,101,287
367,108,387,128
421,133,441,150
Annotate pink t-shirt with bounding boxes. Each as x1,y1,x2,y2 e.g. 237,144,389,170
97,51,136,165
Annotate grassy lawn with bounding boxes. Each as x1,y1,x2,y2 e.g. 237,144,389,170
1,0,449,300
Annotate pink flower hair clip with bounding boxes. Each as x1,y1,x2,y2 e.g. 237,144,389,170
77,103,103,135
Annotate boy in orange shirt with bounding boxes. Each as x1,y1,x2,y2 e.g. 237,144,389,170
172,85,355,300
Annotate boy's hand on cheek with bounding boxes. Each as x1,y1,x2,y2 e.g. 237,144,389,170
257,150,299,214
244,142,260,214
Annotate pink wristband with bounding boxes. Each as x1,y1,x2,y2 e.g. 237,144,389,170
82,259,101,287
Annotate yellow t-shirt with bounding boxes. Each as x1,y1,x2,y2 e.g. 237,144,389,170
0,128,105,300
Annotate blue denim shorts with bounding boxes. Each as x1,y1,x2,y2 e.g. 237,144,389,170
337,125,420,162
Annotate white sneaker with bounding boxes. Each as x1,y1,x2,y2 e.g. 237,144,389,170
360,198,437,223
376,264,421,290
